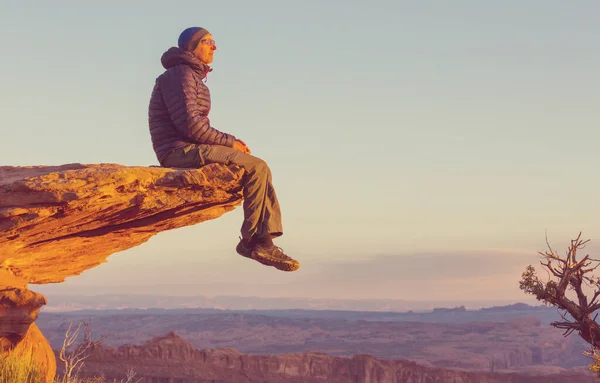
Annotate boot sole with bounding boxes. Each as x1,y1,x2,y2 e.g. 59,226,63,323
237,243,300,272
254,256,300,272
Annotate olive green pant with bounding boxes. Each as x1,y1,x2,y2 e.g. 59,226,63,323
161,144,283,241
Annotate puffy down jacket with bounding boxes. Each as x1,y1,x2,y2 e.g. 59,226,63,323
148,47,236,164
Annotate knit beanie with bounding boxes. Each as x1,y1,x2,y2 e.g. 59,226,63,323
178,27,210,52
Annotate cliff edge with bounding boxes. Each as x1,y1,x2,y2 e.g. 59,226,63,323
0,163,244,382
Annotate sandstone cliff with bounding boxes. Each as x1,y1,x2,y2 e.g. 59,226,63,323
72,332,598,383
0,163,244,382
0,163,243,283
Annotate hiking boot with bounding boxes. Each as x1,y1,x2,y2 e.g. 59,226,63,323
251,244,300,272
236,238,299,272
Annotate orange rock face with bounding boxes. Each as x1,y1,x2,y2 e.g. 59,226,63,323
10,323,56,383
0,163,244,382
0,163,244,284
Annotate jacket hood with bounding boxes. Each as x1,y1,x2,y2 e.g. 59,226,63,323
160,47,212,75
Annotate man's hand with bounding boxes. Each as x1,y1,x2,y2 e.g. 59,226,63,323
233,139,251,154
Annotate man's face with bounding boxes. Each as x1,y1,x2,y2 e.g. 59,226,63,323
193,33,217,64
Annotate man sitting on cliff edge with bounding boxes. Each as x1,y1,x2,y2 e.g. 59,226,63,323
147,26,299,272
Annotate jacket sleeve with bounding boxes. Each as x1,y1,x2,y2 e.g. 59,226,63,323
159,65,236,147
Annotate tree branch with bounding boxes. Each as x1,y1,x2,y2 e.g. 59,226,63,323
520,233,600,350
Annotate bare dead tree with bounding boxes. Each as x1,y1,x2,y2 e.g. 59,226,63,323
124,367,143,383
520,232,600,350
58,320,105,383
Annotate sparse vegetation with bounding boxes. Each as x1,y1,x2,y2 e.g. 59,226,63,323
0,352,141,383
1,320,140,383
54,320,141,383
53,370,140,383
520,232,600,376
0,346,44,383
58,321,105,383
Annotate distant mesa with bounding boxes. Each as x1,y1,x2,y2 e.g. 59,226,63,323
62,331,598,383
0,163,245,383
482,302,534,312
432,305,467,313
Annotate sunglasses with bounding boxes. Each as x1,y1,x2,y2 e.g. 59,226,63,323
199,39,216,46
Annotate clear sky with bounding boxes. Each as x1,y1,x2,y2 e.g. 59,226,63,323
2,1,599,305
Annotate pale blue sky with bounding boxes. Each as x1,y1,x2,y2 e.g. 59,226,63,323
2,1,599,303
